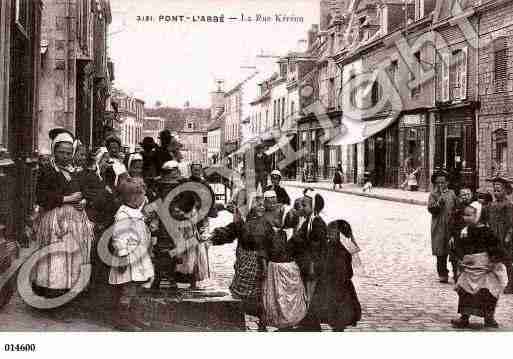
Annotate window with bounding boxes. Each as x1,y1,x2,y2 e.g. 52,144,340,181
328,78,335,108
15,0,28,32
281,97,286,125
291,101,295,117
388,60,398,85
371,81,380,106
492,129,508,174
280,63,287,78
494,38,508,92
266,110,269,130
349,73,358,108
188,123,192,129
411,51,421,97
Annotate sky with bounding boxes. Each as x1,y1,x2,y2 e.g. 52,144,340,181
108,0,320,109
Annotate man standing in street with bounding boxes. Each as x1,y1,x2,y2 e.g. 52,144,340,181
486,176,513,294
265,169,290,206
428,169,458,283
254,144,271,190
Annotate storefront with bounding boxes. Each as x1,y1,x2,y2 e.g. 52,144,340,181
398,112,430,191
364,120,399,188
433,103,477,192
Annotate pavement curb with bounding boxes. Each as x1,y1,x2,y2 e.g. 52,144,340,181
284,183,428,206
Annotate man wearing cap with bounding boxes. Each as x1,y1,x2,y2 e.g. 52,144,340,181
140,137,158,184
486,176,513,293
254,144,271,190
428,169,458,283
265,170,291,206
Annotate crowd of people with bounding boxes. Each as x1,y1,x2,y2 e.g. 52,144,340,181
30,127,362,332
428,169,512,328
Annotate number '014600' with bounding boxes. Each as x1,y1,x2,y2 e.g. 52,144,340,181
4,344,36,352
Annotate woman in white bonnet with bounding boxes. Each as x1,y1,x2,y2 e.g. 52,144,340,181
33,129,94,300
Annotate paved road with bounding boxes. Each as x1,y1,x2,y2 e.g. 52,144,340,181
1,186,512,331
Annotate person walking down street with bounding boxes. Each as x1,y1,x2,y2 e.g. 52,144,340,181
254,144,271,190
450,201,508,329
265,169,290,206
428,169,458,284
33,129,94,299
332,162,344,190
261,190,307,330
486,176,513,294
321,219,362,331
109,177,154,331
291,188,328,331
449,188,474,282
209,186,272,331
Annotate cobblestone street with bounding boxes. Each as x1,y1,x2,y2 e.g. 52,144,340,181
209,186,513,331
1,186,512,331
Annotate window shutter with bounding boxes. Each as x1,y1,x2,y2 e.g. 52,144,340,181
464,124,474,170
460,47,468,100
434,125,445,167
442,52,450,102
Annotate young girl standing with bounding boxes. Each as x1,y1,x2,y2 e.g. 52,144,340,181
451,201,508,328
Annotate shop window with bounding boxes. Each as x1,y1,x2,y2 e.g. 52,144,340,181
492,129,508,174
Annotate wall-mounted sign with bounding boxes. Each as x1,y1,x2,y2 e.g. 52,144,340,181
403,114,421,126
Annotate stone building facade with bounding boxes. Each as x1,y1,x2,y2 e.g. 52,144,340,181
0,0,43,246
38,0,112,153
477,0,513,189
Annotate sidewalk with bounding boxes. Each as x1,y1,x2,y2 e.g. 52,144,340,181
282,180,429,206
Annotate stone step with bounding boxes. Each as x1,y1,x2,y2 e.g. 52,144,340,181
131,288,245,331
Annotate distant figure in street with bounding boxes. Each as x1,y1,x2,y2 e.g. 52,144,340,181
333,162,344,190
265,169,291,206
451,201,508,329
485,176,513,294
428,168,458,283
254,144,271,190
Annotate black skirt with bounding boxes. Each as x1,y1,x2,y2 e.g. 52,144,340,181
457,288,497,318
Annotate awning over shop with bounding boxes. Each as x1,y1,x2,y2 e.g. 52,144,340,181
265,135,292,156
326,115,398,146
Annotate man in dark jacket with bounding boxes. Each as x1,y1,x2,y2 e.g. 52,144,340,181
265,169,290,206
154,130,183,175
254,144,271,190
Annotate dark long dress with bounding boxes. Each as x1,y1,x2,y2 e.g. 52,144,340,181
291,214,328,329
320,220,362,329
